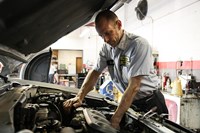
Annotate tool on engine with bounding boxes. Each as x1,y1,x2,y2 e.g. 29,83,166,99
138,106,157,120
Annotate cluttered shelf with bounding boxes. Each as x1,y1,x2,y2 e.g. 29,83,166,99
57,74,77,87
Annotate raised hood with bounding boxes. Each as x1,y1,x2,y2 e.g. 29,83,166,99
0,0,125,62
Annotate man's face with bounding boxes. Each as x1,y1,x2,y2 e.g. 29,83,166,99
96,18,122,47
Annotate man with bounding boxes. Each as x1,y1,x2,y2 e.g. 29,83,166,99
63,10,168,129
48,62,57,83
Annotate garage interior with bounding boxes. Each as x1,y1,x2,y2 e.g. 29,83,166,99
0,0,200,132
34,0,200,132
2,0,200,132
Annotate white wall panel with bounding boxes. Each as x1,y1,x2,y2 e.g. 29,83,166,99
58,50,82,70
50,27,94,65
124,0,200,61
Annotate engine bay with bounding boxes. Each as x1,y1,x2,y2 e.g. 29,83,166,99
0,81,195,133
13,87,145,133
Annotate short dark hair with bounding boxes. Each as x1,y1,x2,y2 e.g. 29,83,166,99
95,10,118,25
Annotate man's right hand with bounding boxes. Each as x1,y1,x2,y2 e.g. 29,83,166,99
63,96,82,113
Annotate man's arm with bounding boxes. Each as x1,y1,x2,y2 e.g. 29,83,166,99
77,69,101,101
63,69,101,110
111,76,142,129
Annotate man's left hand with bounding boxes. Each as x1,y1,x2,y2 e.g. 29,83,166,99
110,115,120,129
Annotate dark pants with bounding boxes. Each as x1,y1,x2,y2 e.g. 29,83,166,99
132,90,168,115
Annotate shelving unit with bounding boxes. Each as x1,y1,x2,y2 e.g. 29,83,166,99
50,49,83,87
52,50,58,64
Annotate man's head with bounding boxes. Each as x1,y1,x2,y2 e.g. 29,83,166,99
95,10,123,47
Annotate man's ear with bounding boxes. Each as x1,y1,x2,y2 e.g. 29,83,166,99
116,20,122,29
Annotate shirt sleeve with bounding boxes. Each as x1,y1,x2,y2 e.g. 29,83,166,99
93,44,108,73
128,37,154,79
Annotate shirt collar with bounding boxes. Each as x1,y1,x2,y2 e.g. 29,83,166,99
107,30,128,50
116,30,127,50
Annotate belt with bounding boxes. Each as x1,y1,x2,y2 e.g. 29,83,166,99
132,90,157,105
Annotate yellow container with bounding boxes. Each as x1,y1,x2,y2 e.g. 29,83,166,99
171,78,183,96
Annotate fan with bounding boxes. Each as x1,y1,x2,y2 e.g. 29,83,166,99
135,0,148,20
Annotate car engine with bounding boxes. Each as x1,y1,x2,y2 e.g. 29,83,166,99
0,81,193,133
13,87,142,133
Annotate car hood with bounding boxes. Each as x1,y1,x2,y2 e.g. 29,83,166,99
0,0,125,62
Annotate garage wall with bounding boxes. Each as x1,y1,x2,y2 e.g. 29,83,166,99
124,0,200,61
57,50,82,73
50,28,102,68
122,0,200,81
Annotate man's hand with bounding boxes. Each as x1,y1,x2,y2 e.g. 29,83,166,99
110,76,142,129
110,115,120,130
62,69,100,113
63,96,82,112
63,69,100,113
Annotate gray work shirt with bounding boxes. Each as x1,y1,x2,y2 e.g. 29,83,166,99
94,31,158,100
